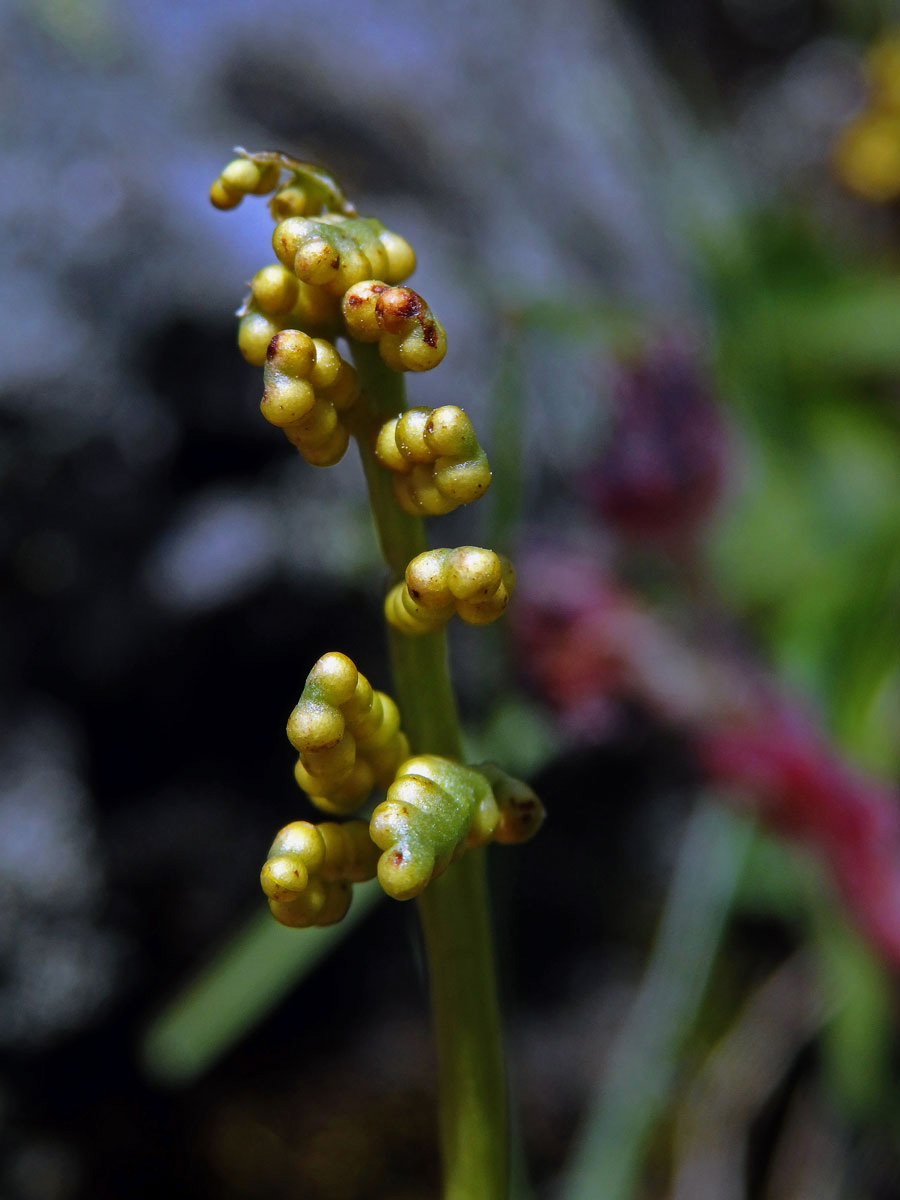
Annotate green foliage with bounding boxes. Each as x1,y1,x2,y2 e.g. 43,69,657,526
706,211,900,1136
709,215,900,774
141,886,383,1086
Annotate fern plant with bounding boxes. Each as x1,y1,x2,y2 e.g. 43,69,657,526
211,148,545,1199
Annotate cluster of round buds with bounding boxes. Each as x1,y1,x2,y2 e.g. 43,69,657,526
238,264,341,366
211,151,442,478
370,756,544,900
211,150,352,219
478,763,546,845
287,652,410,815
261,818,379,928
210,156,282,211
273,215,416,298
261,331,360,466
385,547,515,635
833,33,900,202
342,282,446,373
213,154,544,928
374,406,491,516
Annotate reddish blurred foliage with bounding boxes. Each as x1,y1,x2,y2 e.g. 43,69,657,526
517,547,900,964
516,551,751,738
700,715,900,962
584,341,728,544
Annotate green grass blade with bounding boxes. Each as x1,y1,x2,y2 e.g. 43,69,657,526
141,880,383,1086
563,800,753,1200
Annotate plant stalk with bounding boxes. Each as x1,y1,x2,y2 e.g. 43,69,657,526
349,341,509,1200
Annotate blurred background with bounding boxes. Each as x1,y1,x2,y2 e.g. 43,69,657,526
5,0,900,1196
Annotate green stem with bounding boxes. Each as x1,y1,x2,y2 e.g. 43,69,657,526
418,851,507,1200
349,340,509,1200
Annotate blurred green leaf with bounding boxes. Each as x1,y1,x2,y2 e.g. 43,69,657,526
510,297,643,345
736,833,894,1119
702,204,900,1130
465,696,561,778
814,911,894,1119
735,827,820,923
710,391,900,772
825,569,900,769
563,800,754,1200
141,882,383,1086
762,279,900,377
20,0,118,58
